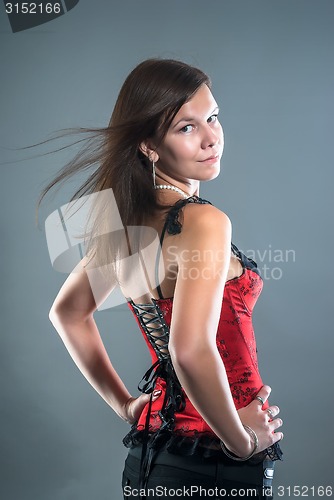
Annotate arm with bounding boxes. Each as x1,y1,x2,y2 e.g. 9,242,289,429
49,257,156,423
169,204,282,457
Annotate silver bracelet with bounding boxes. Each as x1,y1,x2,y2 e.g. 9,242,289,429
220,425,259,461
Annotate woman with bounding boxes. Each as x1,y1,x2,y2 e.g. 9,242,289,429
43,59,283,499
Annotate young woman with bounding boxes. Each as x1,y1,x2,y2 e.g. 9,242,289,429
43,58,283,499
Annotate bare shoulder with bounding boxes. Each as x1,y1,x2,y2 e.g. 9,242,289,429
179,201,231,248
183,201,231,226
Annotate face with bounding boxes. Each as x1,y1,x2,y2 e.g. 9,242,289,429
153,84,224,184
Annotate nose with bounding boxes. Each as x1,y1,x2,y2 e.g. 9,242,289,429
201,123,221,149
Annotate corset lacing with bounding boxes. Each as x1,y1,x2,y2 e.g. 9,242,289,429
125,299,187,489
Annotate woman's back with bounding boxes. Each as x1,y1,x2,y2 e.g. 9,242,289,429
119,196,243,303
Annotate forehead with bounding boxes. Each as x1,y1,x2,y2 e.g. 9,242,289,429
172,84,217,123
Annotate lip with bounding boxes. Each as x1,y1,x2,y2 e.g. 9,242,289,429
199,153,220,163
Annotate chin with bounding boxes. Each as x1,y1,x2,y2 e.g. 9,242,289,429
202,166,221,182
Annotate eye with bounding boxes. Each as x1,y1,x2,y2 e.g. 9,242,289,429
179,124,194,133
208,114,219,124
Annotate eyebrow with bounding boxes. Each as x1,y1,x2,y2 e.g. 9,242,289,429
172,106,220,129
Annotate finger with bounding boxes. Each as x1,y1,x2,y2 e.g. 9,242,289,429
133,394,151,412
266,405,280,420
253,385,271,406
133,394,153,414
140,393,151,403
273,431,284,443
139,390,161,403
270,418,283,432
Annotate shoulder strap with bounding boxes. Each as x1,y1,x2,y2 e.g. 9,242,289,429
155,196,212,299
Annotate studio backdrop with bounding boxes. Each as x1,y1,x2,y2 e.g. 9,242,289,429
1,1,333,499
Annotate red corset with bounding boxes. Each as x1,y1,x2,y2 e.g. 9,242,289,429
123,197,282,468
127,264,268,437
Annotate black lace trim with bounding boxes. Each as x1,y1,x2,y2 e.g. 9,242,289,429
123,426,283,463
164,195,212,235
163,195,240,259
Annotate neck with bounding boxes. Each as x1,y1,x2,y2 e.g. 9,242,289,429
154,183,190,199
155,168,200,197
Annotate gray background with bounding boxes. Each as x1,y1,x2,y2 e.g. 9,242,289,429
1,1,333,499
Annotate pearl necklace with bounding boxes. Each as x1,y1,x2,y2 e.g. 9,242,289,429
154,184,190,199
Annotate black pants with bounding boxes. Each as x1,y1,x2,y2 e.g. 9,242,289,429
122,446,274,499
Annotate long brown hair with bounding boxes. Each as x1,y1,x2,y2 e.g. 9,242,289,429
39,58,211,273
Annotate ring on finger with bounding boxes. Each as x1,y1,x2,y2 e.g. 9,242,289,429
267,408,274,419
255,396,265,406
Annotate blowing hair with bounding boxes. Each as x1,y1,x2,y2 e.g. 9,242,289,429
38,58,211,275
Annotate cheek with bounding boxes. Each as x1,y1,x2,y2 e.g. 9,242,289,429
157,135,200,167
220,131,225,149
165,142,196,163
175,138,199,159
216,123,224,140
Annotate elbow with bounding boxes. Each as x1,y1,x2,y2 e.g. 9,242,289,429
169,338,192,370
169,340,211,374
49,300,63,326
48,299,90,327
169,345,189,373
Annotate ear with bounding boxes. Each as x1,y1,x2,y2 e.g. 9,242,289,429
139,141,159,163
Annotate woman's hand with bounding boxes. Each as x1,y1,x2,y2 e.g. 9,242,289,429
237,385,283,454
122,390,162,425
